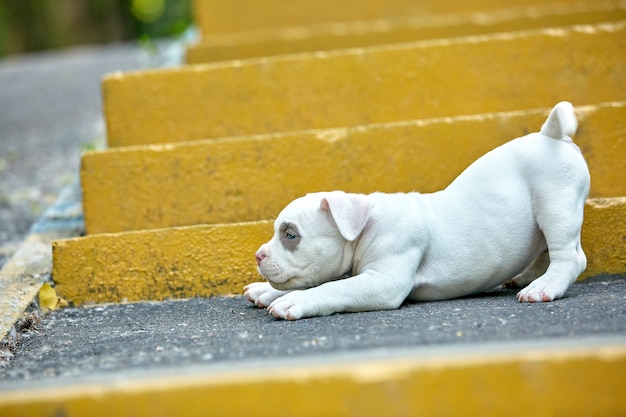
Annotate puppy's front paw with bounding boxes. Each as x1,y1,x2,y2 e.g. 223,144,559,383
268,291,310,321
517,288,551,303
243,282,286,308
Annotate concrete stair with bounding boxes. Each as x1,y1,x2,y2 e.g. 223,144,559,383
103,21,626,147
187,0,626,63
4,1,626,415
81,102,626,233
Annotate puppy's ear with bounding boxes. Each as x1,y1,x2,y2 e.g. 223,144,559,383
320,191,372,241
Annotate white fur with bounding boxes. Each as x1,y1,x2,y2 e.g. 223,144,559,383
245,102,590,320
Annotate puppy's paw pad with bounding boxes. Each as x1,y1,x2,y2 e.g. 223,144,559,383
516,288,555,303
285,307,304,321
540,292,552,302
270,306,303,321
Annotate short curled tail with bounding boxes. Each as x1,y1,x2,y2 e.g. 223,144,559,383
540,101,577,140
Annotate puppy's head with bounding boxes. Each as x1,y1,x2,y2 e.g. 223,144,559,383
255,191,371,290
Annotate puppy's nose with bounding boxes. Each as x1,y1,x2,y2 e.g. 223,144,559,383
255,249,267,265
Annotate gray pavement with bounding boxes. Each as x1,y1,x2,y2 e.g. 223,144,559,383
1,276,625,385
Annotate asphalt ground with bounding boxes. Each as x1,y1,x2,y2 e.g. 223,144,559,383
1,276,625,386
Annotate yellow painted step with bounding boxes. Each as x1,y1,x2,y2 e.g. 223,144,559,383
53,197,626,305
83,102,626,234
193,0,600,35
104,21,626,147
53,221,270,305
2,341,626,417
187,2,626,64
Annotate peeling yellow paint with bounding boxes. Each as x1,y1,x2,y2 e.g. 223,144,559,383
83,102,626,234
315,128,350,144
188,2,626,64
1,342,625,416
104,22,626,147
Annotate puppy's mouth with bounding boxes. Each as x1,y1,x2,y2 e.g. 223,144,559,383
267,276,311,291
265,268,352,291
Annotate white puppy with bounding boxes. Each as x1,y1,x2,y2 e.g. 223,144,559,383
245,102,590,320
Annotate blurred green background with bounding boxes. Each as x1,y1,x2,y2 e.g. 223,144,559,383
0,0,192,57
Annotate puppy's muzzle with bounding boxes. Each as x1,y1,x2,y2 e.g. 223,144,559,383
255,245,270,266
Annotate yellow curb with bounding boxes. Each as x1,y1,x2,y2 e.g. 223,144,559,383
83,102,626,234
53,221,272,305
53,198,624,306
193,0,598,35
104,22,626,147
0,232,65,340
1,341,625,416
188,2,626,64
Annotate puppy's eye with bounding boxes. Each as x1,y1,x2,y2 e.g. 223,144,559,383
285,232,297,240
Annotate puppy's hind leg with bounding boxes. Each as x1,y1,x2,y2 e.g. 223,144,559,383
517,198,587,302
516,101,588,302
503,250,549,289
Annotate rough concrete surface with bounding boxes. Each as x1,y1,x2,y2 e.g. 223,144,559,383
1,277,624,385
